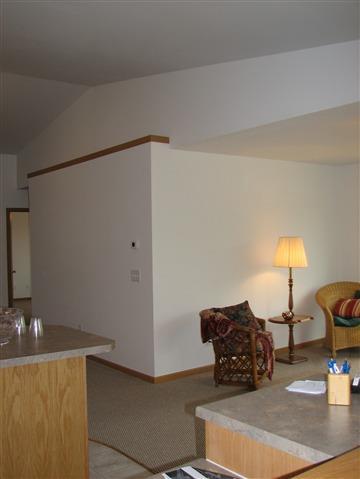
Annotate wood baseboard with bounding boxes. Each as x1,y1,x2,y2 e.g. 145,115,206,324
275,337,324,355
153,365,214,383
88,355,213,383
88,356,155,383
89,337,324,383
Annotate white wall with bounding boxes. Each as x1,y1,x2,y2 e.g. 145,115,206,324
151,144,359,376
18,41,358,187
334,164,359,279
0,154,29,305
27,141,359,377
29,143,155,375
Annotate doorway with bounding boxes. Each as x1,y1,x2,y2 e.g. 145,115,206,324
6,208,32,318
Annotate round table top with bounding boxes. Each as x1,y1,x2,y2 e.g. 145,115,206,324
268,314,314,325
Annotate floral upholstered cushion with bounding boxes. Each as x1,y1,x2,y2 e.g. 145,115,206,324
213,300,262,330
333,298,360,318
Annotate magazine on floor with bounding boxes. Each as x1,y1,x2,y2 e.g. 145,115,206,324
162,465,239,479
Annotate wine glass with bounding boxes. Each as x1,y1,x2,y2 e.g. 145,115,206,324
0,307,23,345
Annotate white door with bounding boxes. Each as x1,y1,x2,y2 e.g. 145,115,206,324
11,212,31,299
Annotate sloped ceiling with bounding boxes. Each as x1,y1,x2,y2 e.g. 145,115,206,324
1,1,359,157
187,103,359,165
2,1,358,85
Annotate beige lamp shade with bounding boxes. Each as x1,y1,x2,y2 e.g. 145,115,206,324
273,236,308,268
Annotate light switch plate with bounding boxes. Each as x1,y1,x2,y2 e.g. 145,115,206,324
130,269,141,282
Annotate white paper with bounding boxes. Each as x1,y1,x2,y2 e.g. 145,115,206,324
162,467,208,479
182,467,209,479
286,380,326,395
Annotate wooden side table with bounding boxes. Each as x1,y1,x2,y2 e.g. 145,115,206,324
269,314,314,364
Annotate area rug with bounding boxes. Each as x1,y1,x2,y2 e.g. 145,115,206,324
87,346,358,473
86,361,242,473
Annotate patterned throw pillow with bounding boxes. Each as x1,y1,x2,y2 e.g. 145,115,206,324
333,298,360,319
214,301,262,330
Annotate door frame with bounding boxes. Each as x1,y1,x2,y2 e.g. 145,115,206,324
6,208,30,306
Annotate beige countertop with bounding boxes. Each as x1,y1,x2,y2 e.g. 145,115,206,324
0,325,114,368
196,376,360,464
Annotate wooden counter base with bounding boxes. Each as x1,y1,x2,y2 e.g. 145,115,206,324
0,357,88,479
205,421,312,479
291,447,360,479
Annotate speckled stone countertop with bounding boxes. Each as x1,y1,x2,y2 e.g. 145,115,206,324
0,325,114,368
196,378,360,464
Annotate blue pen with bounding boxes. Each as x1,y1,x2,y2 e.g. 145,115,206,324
343,360,348,373
339,359,351,374
328,359,335,374
344,360,351,374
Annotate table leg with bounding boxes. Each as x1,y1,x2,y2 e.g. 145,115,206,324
275,323,308,365
289,324,295,362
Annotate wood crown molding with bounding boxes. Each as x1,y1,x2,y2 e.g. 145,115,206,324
27,135,169,179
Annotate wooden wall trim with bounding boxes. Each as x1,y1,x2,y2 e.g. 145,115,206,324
27,135,170,179
88,356,155,383
275,338,324,356
153,364,214,383
88,356,213,384
89,337,324,384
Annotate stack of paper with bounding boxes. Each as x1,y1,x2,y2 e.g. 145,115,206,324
286,380,326,395
163,466,239,479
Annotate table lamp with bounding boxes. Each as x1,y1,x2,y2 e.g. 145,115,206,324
273,236,308,320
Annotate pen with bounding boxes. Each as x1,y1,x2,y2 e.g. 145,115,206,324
341,360,351,374
328,359,335,374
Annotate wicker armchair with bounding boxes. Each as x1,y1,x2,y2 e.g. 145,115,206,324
315,281,360,357
200,303,274,389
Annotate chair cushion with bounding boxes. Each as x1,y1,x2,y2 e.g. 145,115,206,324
333,315,360,327
213,300,262,330
354,290,360,299
333,298,360,318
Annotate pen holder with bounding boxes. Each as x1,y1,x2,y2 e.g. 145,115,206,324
327,374,351,406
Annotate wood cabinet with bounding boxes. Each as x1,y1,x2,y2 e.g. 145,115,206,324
0,325,114,479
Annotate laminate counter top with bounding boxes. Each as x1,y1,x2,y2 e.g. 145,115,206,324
196,377,360,464
0,325,114,368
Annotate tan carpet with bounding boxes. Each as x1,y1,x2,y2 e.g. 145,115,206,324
87,361,241,473
87,346,359,473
